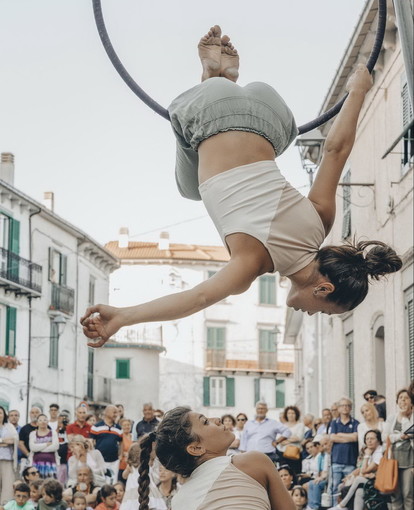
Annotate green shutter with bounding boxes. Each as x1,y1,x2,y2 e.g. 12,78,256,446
207,327,226,350
60,255,67,286
116,359,130,379
276,379,285,408
0,400,9,411
259,276,276,305
226,377,235,407
254,378,260,405
9,219,20,254
6,306,17,356
49,321,59,368
203,376,210,406
48,248,53,281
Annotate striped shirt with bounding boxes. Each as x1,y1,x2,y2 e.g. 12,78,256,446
90,421,122,462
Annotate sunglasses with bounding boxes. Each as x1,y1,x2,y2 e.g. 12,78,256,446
28,470,39,475
237,418,246,421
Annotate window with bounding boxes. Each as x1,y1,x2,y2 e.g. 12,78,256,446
402,79,414,173
342,170,351,239
259,275,276,305
49,320,59,368
254,378,280,408
207,270,217,279
88,276,96,307
5,306,16,356
116,359,130,379
259,329,277,352
207,327,226,350
48,248,67,285
203,376,235,407
0,214,20,280
0,399,9,411
276,379,285,408
405,286,414,379
345,331,355,403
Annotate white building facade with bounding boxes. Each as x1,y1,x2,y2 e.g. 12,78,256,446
106,232,295,420
285,0,413,417
0,153,118,420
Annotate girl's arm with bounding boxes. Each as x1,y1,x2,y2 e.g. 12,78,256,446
43,431,59,452
29,432,47,452
308,64,372,233
81,255,261,347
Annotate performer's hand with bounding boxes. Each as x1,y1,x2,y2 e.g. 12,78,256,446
80,304,125,347
346,63,373,94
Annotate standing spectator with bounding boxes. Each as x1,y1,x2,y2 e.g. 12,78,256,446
303,414,315,440
384,388,413,510
0,406,19,504
240,401,291,464
308,435,330,510
317,409,333,435
29,415,59,479
90,407,122,483
277,406,305,474
330,403,339,420
56,414,69,486
220,415,239,454
67,436,106,487
329,397,359,503
8,411,22,471
363,390,387,421
66,408,91,443
114,407,124,425
1,482,33,510
153,410,164,420
133,404,158,441
357,402,384,450
235,413,248,437
19,408,41,471
48,406,59,433
86,416,96,427
118,420,133,482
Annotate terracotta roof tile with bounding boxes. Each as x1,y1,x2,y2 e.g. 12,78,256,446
105,240,230,263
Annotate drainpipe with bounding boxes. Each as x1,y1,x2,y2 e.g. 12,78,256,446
27,207,42,421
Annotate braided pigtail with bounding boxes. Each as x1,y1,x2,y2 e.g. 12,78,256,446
138,431,156,510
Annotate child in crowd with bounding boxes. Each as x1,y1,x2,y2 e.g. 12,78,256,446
113,484,124,505
95,486,119,510
291,486,312,510
1,483,34,510
70,493,93,510
29,481,43,510
38,479,67,510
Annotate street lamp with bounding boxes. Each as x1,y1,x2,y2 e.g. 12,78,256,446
295,128,326,186
52,315,67,338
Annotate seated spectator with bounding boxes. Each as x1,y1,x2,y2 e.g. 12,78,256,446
302,414,315,440
328,429,384,510
153,411,164,421
95,486,119,510
68,436,106,487
277,464,297,492
29,415,59,479
149,465,178,510
29,481,43,510
112,484,124,505
38,479,67,510
63,467,100,507
70,492,92,510
363,390,387,421
300,439,319,481
291,485,312,510
22,468,40,485
317,409,333,435
0,483,34,510
307,435,330,510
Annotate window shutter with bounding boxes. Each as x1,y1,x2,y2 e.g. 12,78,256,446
406,289,414,379
402,81,414,128
226,377,235,407
60,255,68,286
6,306,17,356
276,379,285,408
9,218,20,254
116,359,130,379
203,376,210,406
254,378,260,405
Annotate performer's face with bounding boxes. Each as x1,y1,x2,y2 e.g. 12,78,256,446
185,412,235,457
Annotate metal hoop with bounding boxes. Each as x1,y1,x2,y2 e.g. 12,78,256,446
92,0,387,132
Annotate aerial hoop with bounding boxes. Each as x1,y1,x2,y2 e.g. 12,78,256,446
92,0,387,133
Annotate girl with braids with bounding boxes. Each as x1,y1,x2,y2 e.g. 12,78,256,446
138,407,295,510
81,27,402,347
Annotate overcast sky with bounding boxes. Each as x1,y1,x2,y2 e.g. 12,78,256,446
0,0,367,247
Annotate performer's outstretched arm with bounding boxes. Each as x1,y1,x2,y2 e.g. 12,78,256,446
81,254,261,347
308,64,373,233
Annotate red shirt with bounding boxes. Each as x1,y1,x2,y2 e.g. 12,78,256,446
66,421,91,438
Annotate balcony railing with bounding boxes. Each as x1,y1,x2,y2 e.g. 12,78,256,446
259,352,278,370
50,282,75,315
205,349,226,369
0,247,42,296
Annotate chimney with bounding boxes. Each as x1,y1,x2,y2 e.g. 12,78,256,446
43,192,55,212
118,227,129,248
158,231,170,250
0,152,15,186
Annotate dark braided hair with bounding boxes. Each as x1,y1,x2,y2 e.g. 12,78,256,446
138,406,200,510
316,240,402,310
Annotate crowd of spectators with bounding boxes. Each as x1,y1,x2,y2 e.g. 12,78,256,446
0,384,412,510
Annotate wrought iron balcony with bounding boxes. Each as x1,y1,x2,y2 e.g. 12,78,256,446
0,247,42,297
50,282,75,315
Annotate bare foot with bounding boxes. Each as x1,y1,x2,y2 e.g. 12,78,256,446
198,25,222,81
220,35,239,82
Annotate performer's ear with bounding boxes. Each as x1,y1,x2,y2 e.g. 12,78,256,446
186,442,205,457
